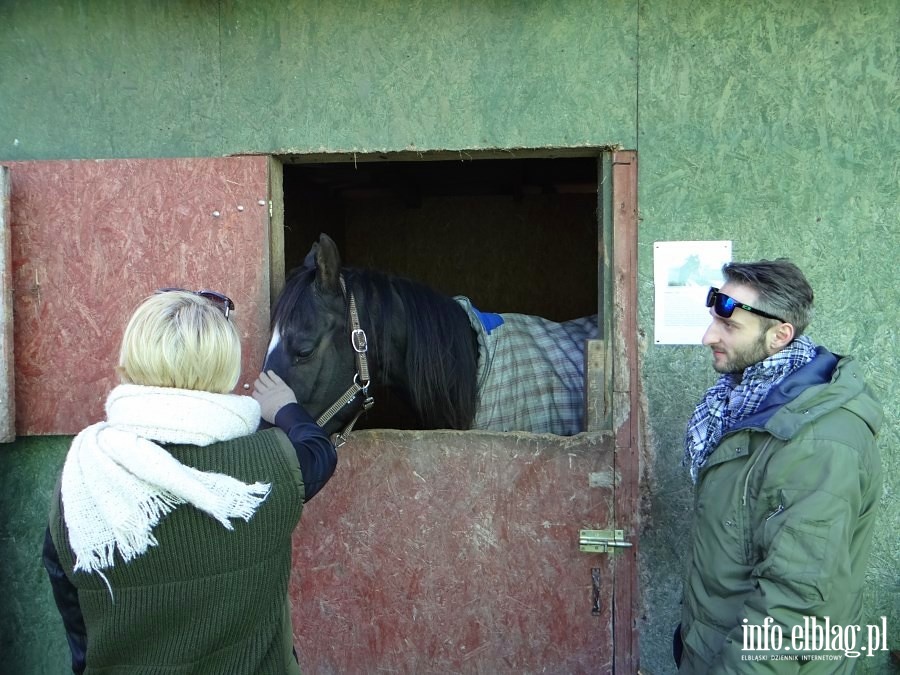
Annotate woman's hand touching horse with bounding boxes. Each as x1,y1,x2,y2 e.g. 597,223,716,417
252,370,298,423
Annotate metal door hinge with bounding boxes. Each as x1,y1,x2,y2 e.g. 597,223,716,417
579,529,632,553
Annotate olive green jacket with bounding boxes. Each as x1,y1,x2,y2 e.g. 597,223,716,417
679,352,883,674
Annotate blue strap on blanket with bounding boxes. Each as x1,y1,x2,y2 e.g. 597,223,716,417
471,306,504,334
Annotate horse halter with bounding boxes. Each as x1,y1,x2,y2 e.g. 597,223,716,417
315,275,374,448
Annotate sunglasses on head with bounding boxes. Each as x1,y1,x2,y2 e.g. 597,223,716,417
156,288,235,319
706,287,785,323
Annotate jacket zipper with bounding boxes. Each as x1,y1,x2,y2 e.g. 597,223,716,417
742,438,774,507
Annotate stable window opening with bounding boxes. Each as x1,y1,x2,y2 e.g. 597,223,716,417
278,152,602,433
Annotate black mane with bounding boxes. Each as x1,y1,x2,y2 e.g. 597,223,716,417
271,265,317,332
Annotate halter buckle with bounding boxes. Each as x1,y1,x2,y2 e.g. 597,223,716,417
351,328,368,353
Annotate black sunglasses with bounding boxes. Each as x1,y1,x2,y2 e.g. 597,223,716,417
156,288,235,319
706,287,785,323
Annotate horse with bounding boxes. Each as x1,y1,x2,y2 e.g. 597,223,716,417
263,234,598,441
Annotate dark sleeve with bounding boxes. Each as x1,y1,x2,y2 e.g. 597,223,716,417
42,527,87,675
273,403,337,502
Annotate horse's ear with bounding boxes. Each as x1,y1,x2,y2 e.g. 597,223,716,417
302,242,318,270
314,233,342,295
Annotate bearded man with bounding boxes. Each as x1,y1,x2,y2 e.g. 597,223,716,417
674,259,883,674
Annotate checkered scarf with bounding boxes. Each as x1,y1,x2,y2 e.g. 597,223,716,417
683,335,817,483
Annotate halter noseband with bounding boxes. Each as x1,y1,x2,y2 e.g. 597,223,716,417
314,275,374,447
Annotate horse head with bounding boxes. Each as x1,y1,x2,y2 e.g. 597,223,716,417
266,233,482,435
264,233,363,436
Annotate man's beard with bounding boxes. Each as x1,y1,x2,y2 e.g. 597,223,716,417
714,331,770,375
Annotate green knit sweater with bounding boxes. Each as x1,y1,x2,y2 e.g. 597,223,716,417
49,428,305,675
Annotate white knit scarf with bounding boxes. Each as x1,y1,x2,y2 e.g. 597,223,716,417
61,384,270,576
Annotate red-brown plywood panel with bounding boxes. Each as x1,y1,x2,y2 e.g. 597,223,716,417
292,429,617,674
6,157,272,435
611,150,640,673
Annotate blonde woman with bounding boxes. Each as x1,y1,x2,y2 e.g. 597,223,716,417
42,289,336,674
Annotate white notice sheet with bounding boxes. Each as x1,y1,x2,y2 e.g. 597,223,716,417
653,241,732,344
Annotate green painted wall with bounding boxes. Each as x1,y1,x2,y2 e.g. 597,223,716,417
637,3,898,673
0,0,635,159
0,437,72,672
1,1,897,673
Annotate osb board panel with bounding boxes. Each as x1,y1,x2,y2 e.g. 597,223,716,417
637,4,899,672
292,429,617,675
6,157,272,435
0,3,636,161
0,167,14,442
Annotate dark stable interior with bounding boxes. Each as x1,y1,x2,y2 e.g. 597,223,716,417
281,156,600,429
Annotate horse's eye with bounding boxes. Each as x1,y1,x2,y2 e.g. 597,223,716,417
293,344,316,362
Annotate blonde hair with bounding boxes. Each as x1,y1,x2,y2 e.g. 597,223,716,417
118,291,241,393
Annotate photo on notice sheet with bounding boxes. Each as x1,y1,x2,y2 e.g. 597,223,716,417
653,240,732,344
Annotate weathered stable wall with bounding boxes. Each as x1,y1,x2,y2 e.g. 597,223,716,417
5,157,275,436
637,5,899,672
1,1,897,673
0,2,633,159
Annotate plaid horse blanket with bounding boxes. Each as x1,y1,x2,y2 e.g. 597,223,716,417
455,297,599,435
